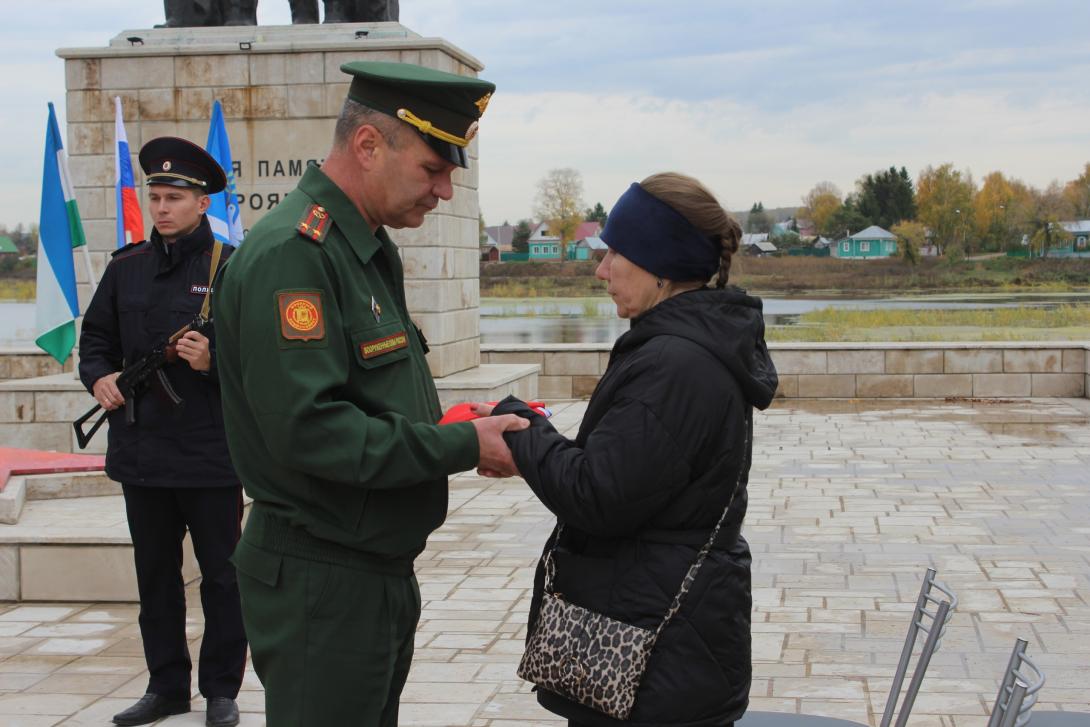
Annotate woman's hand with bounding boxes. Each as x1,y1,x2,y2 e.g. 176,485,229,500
469,402,494,417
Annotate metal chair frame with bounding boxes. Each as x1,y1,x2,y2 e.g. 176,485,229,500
879,567,958,727
737,567,958,727
987,638,1046,727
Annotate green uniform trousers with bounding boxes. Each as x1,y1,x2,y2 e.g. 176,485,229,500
233,510,420,727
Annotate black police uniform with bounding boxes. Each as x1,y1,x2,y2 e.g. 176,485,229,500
78,138,247,714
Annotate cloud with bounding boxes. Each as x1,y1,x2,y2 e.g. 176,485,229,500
478,88,1090,223
2,0,1089,228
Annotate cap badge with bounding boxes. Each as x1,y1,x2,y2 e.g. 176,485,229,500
464,121,479,142
371,295,382,323
475,92,492,116
162,161,172,171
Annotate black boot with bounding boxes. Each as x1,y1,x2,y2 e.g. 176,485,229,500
113,693,190,726
206,697,241,727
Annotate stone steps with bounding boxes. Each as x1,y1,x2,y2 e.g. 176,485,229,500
1,471,117,525
0,482,253,602
0,492,201,602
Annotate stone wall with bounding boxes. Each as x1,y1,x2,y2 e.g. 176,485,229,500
0,349,73,382
58,23,484,378
2,342,1086,454
482,342,1090,400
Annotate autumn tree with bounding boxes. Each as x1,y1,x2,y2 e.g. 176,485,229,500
856,166,916,229
1063,162,1090,219
534,168,585,245
971,172,1024,252
891,220,926,266
798,182,843,238
916,163,976,258
1028,182,1074,258
1003,179,1039,248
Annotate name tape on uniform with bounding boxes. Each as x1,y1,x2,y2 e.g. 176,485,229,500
360,332,408,359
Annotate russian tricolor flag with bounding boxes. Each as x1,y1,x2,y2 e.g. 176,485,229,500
114,96,144,247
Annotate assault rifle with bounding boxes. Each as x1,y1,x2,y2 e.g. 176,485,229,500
73,315,212,449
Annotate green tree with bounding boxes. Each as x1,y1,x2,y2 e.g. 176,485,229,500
856,166,916,229
478,214,487,245
584,202,608,226
746,202,772,233
534,168,586,245
825,197,870,240
916,163,975,258
512,219,532,254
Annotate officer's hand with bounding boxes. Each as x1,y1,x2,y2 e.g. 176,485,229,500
92,372,125,411
471,414,529,478
176,331,212,372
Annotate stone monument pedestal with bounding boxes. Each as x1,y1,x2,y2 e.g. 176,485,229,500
0,22,540,456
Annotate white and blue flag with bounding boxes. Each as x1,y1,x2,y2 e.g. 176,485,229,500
205,100,244,246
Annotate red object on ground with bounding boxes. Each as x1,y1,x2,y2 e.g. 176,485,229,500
439,401,550,425
0,447,106,492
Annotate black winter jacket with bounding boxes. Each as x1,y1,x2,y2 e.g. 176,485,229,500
497,287,778,727
78,217,238,488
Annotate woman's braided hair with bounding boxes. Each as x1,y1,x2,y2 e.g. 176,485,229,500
639,172,742,288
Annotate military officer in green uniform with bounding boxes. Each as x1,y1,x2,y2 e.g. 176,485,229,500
212,62,525,726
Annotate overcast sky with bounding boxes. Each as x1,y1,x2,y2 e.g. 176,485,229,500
2,0,1088,228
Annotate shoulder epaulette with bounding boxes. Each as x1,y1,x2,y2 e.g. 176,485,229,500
297,204,332,244
111,240,149,258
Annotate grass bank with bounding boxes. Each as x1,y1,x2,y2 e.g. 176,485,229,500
481,257,1090,296
768,304,1090,342
0,279,35,300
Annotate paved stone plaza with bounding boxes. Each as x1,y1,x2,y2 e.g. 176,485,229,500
0,398,1088,725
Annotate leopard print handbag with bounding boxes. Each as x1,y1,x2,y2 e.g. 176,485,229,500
518,419,751,720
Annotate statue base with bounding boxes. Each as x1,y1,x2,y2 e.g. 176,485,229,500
57,22,512,381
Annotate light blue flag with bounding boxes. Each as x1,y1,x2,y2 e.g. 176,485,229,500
205,100,244,246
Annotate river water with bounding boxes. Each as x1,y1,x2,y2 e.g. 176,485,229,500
6,293,1090,346
479,293,1090,344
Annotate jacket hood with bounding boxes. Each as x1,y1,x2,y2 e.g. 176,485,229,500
619,286,779,409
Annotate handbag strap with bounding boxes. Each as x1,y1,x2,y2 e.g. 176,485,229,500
541,413,752,633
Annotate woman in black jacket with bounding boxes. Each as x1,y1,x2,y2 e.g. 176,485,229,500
480,172,778,726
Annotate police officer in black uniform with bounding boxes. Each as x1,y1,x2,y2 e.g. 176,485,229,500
79,137,246,727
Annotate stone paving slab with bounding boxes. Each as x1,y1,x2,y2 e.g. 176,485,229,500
0,399,1088,724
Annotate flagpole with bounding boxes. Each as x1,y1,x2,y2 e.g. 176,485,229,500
80,241,97,297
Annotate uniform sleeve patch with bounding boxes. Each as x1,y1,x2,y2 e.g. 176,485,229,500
296,204,331,244
278,291,326,341
360,331,409,359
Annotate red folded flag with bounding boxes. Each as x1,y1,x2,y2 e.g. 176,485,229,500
439,401,551,424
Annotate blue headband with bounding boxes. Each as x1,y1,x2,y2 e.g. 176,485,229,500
600,182,720,281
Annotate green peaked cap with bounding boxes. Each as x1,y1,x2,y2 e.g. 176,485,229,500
340,60,496,168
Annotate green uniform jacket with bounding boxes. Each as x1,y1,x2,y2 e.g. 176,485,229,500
213,164,479,560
